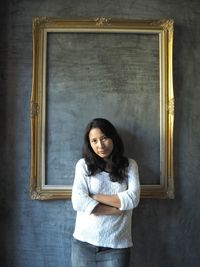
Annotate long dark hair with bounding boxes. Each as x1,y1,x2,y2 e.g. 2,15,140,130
82,118,129,183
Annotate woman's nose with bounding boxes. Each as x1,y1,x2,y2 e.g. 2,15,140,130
98,140,105,148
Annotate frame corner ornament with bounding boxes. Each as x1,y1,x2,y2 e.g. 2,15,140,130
30,183,40,200
161,19,174,32
30,188,54,200
150,18,174,32
32,16,50,30
30,190,41,200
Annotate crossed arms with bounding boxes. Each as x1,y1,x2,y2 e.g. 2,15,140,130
71,159,140,216
91,194,122,215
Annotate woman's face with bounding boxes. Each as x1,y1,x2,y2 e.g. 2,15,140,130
89,128,114,159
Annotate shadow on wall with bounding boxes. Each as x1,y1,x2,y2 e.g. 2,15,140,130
0,1,10,265
0,1,20,265
119,128,159,185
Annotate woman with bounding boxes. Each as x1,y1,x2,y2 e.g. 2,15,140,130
71,118,140,267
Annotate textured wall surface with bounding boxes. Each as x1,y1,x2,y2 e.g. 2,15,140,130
46,31,160,185
1,0,200,266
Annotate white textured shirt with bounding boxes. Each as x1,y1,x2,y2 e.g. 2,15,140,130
71,158,140,248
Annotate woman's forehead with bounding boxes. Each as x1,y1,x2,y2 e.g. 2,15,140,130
89,128,105,138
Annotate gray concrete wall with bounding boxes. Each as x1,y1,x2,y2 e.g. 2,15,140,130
1,0,200,266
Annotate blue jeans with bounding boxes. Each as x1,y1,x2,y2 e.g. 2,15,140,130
71,238,130,267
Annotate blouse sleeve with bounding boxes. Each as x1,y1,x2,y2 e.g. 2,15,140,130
71,159,99,214
117,159,140,211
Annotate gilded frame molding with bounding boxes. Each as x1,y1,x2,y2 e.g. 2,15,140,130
30,17,174,200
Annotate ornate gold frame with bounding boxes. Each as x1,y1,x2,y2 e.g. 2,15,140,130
30,17,174,200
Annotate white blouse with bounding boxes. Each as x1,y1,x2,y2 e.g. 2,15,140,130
71,158,140,248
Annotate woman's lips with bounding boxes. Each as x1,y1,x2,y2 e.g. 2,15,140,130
99,150,106,154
